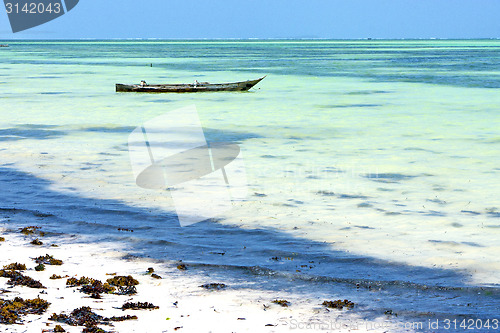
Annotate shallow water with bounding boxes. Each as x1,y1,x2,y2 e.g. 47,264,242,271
1,40,499,324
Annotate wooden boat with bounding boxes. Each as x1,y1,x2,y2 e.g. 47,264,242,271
116,76,266,93
0,45,9,47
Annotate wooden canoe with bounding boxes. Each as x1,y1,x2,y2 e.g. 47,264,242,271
116,76,266,93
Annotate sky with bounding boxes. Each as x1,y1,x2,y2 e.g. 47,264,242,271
1,0,500,39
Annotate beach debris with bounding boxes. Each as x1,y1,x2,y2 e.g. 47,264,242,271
2,263,27,271
35,264,46,271
80,281,116,296
49,307,136,332
174,327,182,331
20,226,41,235
67,277,98,286
82,327,109,333
50,274,69,280
0,262,45,289
53,325,66,332
117,227,133,232
0,296,50,324
177,264,187,270
50,306,105,327
106,275,139,287
321,299,355,310
121,301,159,310
0,236,5,242
151,273,162,279
146,267,155,274
200,283,226,290
66,277,116,296
115,285,137,296
108,315,138,321
272,299,290,307
34,254,63,266
0,268,45,289
31,238,43,245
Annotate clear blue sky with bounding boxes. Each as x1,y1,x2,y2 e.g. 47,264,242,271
1,0,500,39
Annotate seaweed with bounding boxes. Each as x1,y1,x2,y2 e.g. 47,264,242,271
3,270,45,289
0,237,5,242
50,274,69,280
31,238,43,245
50,306,104,327
115,285,137,295
146,267,154,274
200,283,226,290
321,299,355,309
67,277,97,286
106,275,139,287
66,277,115,296
272,299,290,307
121,302,159,310
2,263,26,271
0,296,50,324
151,273,162,279
80,281,115,296
20,226,41,235
35,264,46,271
82,326,109,333
34,254,63,266
177,264,187,270
107,315,138,321
54,325,66,332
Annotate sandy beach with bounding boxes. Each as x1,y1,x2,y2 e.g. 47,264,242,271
0,217,409,333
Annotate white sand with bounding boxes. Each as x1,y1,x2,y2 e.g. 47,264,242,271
0,228,413,333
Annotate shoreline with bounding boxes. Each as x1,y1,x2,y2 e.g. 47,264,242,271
0,222,404,333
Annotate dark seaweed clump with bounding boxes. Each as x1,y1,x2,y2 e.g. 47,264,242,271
200,283,226,290
66,277,115,297
106,275,138,295
0,297,50,324
50,274,69,280
34,254,63,266
106,275,139,287
3,263,26,271
80,281,115,297
121,302,159,310
20,226,41,235
35,264,45,271
54,324,66,332
0,236,5,242
151,273,162,279
0,269,45,289
49,306,135,332
50,306,104,327
108,315,138,321
31,238,43,245
272,299,290,307
67,277,97,286
322,299,355,309
177,264,186,270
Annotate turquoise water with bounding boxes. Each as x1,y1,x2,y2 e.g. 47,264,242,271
1,40,499,324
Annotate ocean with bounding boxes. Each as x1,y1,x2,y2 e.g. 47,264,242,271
1,40,499,328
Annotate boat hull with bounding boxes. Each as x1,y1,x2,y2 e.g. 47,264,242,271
116,76,265,93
